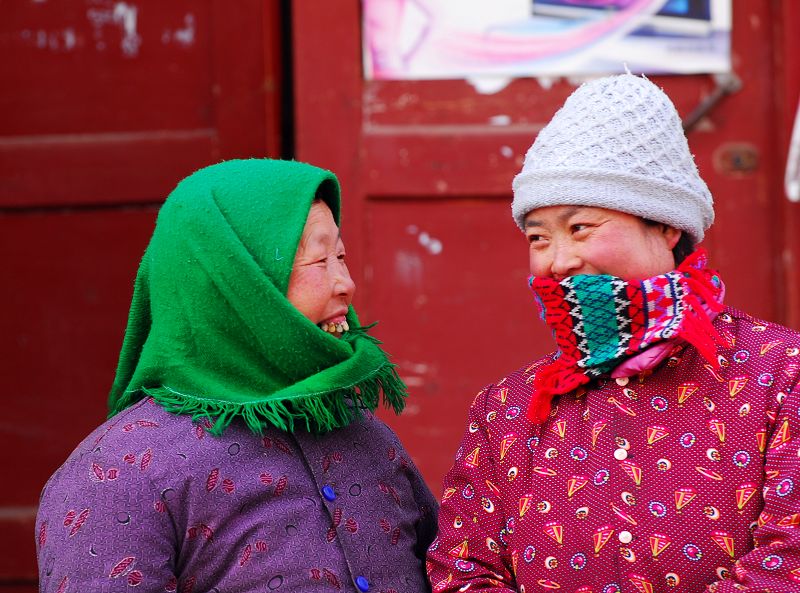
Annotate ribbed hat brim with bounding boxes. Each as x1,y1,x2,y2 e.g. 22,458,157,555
512,168,713,243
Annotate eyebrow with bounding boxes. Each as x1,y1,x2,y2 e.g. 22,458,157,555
524,206,585,229
298,229,343,254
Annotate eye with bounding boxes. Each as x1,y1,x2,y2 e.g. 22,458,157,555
527,234,543,244
337,252,346,261
570,223,589,234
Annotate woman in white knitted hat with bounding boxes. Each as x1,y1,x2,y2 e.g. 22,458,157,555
427,74,800,592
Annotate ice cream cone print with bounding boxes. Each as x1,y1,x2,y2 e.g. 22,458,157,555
592,421,608,448
551,419,567,440
757,511,775,527
593,525,614,556
646,426,669,446
708,419,726,444
703,364,725,383
567,475,589,498
710,531,735,558
649,533,671,558
485,479,501,496
675,487,697,512
756,429,768,453
770,419,791,450
777,513,800,527
500,433,518,461
434,573,453,591
519,494,534,518
620,460,642,487
629,575,654,593
442,487,457,502
736,483,758,512
492,387,509,404
728,377,748,398
464,446,480,468
677,383,698,405
448,540,469,558
544,521,564,545
760,340,782,355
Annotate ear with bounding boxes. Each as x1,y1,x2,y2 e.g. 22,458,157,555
662,225,681,250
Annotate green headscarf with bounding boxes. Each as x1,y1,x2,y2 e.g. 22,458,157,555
108,159,406,434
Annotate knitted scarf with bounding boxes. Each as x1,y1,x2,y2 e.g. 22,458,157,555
108,159,406,435
527,249,725,423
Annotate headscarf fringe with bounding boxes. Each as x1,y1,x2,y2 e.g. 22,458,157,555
135,362,406,436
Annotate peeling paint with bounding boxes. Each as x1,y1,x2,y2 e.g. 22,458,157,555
466,76,512,95
407,225,443,255
418,231,443,255
21,27,78,52
114,3,141,56
536,76,558,90
394,250,424,286
489,114,511,126
87,2,141,57
162,13,196,47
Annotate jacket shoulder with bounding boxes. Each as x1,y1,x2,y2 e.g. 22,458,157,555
473,354,556,413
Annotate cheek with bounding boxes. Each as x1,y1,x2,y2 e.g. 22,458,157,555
529,250,549,277
286,268,327,320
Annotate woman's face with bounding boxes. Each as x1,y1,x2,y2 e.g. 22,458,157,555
524,206,681,281
286,201,355,336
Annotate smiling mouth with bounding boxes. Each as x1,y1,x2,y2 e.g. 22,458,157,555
319,319,349,334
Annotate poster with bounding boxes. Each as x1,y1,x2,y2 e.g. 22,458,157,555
363,0,731,80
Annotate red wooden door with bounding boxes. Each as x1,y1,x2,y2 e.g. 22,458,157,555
293,1,800,495
0,1,283,588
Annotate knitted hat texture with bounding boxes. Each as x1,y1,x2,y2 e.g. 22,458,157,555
512,74,714,243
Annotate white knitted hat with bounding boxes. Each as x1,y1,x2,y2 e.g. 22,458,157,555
512,74,714,243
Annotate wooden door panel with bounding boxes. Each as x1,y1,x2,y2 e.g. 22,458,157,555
1,0,278,207
1,1,284,587
295,1,794,495
366,198,550,483
0,208,157,581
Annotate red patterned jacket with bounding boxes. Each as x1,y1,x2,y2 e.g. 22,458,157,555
427,307,800,592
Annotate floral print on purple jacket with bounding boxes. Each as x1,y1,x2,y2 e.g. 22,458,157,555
36,399,437,592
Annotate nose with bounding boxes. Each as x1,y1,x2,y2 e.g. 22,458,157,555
549,242,582,280
335,261,356,302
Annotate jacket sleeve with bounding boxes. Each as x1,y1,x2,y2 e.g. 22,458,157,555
426,386,517,592
409,457,440,566
708,373,800,592
36,453,178,593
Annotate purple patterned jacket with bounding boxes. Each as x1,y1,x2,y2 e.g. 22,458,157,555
427,307,800,592
36,398,437,592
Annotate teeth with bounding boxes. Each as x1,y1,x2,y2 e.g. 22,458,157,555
318,320,350,334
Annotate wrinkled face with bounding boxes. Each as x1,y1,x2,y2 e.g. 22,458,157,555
523,206,680,281
286,201,355,336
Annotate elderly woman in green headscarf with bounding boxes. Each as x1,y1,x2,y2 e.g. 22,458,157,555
36,159,437,593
